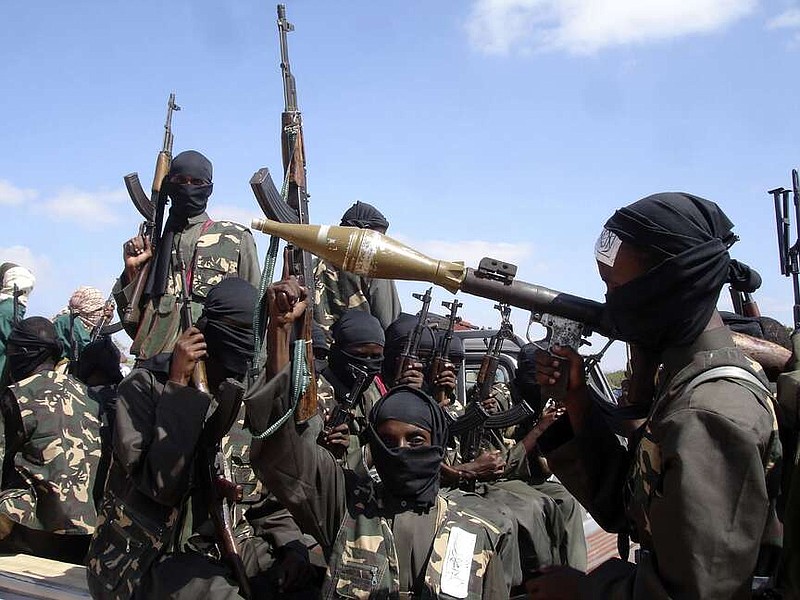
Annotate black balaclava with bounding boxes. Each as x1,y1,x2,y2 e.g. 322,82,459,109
340,201,389,230
75,336,123,385
7,317,62,382
601,192,753,352
328,310,385,388
196,278,256,378
145,150,214,300
312,321,330,373
447,335,464,366
383,313,417,382
367,385,448,511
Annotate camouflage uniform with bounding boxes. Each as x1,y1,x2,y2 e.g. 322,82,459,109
247,364,511,598
313,258,401,340
114,214,260,360
543,327,780,599
0,370,101,563
87,368,288,600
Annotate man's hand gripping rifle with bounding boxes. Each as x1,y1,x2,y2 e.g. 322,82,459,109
249,4,317,424
122,92,180,327
427,298,462,405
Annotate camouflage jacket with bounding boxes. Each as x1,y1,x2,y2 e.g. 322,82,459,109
544,327,780,599
0,370,101,534
114,213,260,360
313,257,401,341
246,364,509,599
86,368,212,599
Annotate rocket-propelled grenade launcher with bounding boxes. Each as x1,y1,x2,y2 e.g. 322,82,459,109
249,218,610,337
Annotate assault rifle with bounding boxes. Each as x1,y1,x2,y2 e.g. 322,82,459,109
324,364,372,431
175,248,209,394
395,288,434,382
122,92,180,326
174,248,251,597
427,299,462,404
771,180,800,332
454,304,517,472
89,293,123,342
11,285,21,326
250,4,317,423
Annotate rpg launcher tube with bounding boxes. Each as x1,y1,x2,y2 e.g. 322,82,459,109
250,218,609,336
250,219,466,293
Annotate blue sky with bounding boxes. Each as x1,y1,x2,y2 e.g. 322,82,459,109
3,0,800,370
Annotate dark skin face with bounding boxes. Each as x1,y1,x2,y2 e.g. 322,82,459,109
596,241,652,292
375,419,431,448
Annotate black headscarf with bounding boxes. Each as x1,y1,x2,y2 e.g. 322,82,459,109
7,317,62,381
602,192,754,351
327,310,385,387
145,150,214,300
367,385,448,511
196,278,256,377
515,343,544,413
382,313,438,382
340,201,389,230
75,336,123,385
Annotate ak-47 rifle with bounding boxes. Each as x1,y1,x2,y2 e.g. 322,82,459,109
456,304,516,474
427,299,462,404
122,92,180,326
250,4,317,423
324,364,372,432
11,285,21,327
89,293,123,342
174,248,251,597
771,180,800,333
175,248,209,394
395,288,434,382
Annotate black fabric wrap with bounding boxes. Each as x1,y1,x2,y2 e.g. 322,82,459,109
195,278,256,377
328,310,385,385
447,335,464,364
603,192,750,351
76,337,123,385
340,201,389,230
367,386,448,511
383,313,416,380
145,150,214,300
311,322,329,355
7,317,62,380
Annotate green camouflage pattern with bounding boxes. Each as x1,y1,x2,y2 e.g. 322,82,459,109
2,371,101,534
626,356,779,549
221,404,265,525
129,220,255,359
87,491,180,600
323,482,502,599
313,258,401,339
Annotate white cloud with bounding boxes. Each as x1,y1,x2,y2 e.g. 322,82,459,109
0,245,53,294
0,179,37,205
466,0,756,55
37,186,126,227
207,203,262,229
394,235,534,268
767,8,800,29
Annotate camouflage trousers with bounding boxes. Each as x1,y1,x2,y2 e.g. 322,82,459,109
136,536,321,600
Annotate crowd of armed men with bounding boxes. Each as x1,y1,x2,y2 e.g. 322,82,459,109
1,148,799,599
